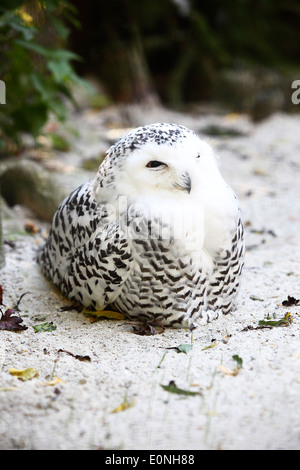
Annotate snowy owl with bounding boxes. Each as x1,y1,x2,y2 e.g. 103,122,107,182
38,123,244,329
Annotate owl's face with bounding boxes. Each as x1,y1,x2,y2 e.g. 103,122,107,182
102,123,221,202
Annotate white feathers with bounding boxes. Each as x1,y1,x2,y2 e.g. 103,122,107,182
38,123,244,329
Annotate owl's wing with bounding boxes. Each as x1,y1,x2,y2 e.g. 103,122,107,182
38,182,134,309
206,208,245,314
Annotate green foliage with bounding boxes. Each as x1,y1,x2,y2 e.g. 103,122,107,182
0,0,90,153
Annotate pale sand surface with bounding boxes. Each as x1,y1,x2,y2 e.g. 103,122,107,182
0,107,299,450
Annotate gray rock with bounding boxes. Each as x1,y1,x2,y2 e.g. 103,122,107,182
0,159,64,222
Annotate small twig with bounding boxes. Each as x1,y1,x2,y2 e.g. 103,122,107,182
14,292,30,311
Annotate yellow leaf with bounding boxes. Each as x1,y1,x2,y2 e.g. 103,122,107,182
8,367,39,381
202,341,219,351
111,399,135,413
16,7,35,24
40,376,64,387
83,308,126,320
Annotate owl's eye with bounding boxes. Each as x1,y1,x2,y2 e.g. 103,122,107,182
146,161,167,169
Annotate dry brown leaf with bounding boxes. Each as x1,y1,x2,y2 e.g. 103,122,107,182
130,319,165,335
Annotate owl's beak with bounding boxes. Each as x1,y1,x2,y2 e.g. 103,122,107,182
176,172,191,194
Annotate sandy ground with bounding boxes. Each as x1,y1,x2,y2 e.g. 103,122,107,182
0,105,300,450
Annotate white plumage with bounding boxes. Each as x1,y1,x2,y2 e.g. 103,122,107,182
38,123,244,328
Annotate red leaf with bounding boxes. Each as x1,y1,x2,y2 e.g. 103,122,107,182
0,308,28,331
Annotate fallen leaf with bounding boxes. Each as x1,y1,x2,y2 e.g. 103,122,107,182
57,349,91,362
250,295,264,301
258,312,293,328
166,343,193,354
202,341,219,351
0,308,28,331
83,308,126,320
160,380,201,396
130,319,165,335
111,398,135,413
282,296,299,307
24,221,39,234
242,312,293,331
217,365,238,376
40,376,64,387
222,335,231,344
218,356,243,376
32,322,57,332
232,355,243,369
8,367,39,381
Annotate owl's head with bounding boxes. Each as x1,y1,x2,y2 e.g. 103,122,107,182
95,123,222,202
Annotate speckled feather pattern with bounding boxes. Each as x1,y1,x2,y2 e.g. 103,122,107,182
38,123,244,329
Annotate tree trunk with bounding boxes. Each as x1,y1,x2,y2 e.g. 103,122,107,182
125,39,159,105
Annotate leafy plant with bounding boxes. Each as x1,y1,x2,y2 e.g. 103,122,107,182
0,0,92,153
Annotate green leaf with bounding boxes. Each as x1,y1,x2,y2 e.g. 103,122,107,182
48,59,73,82
30,73,56,101
32,322,57,332
232,355,243,369
258,312,293,328
161,381,200,396
15,40,80,62
166,343,193,354
15,39,53,57
177,343,193,354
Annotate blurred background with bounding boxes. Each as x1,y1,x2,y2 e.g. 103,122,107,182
1,0,299,254
0,0,299,154
69,0,300,110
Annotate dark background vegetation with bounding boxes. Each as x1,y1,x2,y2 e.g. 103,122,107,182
69,0,300,106
0,0,299,151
